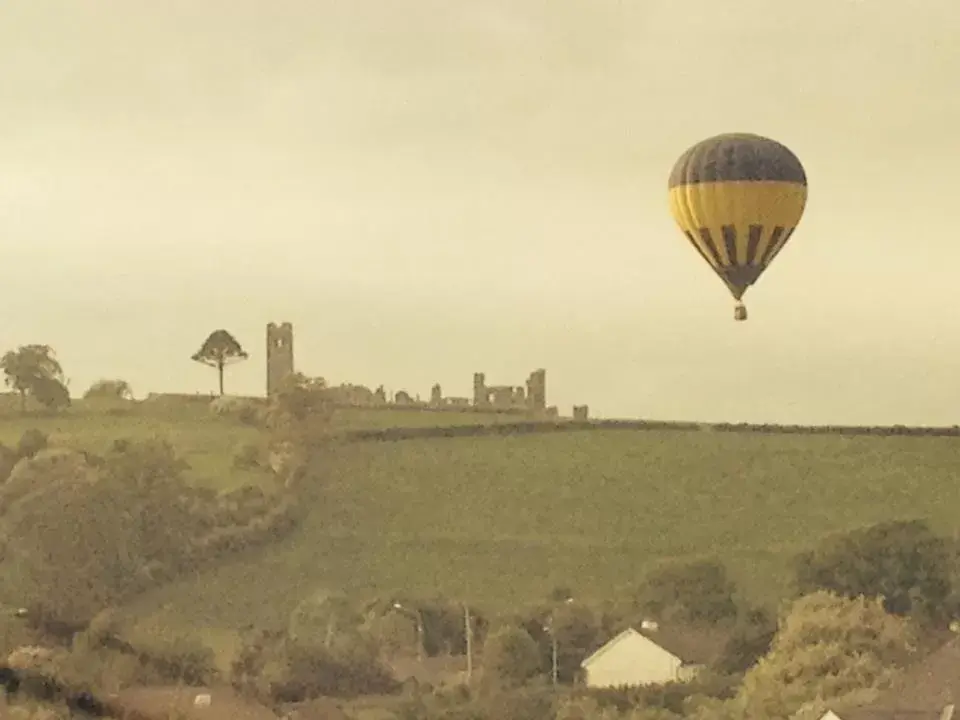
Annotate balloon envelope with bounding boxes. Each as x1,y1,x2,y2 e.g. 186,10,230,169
668,133,808,303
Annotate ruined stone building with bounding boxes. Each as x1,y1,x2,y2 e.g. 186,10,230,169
472,369,547,413
263,322,563,416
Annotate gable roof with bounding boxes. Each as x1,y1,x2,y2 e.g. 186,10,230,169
582,628,673,668
581,625,727,669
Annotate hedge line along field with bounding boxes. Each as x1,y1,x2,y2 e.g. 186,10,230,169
0,397,271,490
0,396,521,491
124,427,960,638
329,405,533,430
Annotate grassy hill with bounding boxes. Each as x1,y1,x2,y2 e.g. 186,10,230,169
0,396,522,490
122,425,960,645
6,394,960,662
0,396,268,491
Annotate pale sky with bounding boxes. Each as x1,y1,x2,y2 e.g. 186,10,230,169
1,0,959,425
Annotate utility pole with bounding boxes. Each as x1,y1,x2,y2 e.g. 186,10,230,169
464,603,473,685
545,596,573,688
551,628,558,685
542,619,560,686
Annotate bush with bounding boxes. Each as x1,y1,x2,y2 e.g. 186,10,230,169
232,630,397,702
633,559,739,626
793,519,953,622
482,626,541,689
280,639,398,700
103,437,190,487
0,442,19,482
209,396,263,426
32,378,70,412
83,379,132,400
17,429,48,460
232,442,261,470
136,635,219,686
715,608,777,674
0,449,95,517
479,687,558,720
237,403,262,427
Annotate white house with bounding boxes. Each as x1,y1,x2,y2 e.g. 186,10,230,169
580,623,716,689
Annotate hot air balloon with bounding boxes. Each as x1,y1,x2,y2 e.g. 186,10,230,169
667,133,808,321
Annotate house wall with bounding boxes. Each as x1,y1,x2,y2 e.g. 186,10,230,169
677,663,702,683
584,634,684,688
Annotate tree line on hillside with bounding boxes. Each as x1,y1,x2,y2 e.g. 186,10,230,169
224,517,960,719
2,513,957,720
0,433,301,630
10,334,960,442
0,366,334,638
0,329,249,413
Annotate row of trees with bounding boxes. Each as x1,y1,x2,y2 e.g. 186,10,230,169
1,423,954,720
0,329,249,414
248,517,954,719
0,585,919,720
207,521,947,719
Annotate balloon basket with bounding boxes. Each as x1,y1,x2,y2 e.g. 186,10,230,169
734,303,748,322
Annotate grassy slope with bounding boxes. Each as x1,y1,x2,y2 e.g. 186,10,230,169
124,427,960,642
0,399,518,491
0,399,272,491
0,397,521,664
8,396,960,661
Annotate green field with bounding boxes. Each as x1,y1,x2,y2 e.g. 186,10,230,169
0,398,270,491
0,398,519,491
122,425,960,642
6,396,960,657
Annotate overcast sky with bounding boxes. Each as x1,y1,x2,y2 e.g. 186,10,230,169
1,0,958,424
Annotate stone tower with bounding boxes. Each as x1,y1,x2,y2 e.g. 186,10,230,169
526,369,546,412
473,372,487,407
266,322,294,396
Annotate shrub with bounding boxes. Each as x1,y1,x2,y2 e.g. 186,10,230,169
278,638,398,700
17,430,48,460
136,635,219,686
32,378,70,412
482,626,541,689
83,380,133,401
793,519,953,622
0,442,19,482
237,403,262,427
633,559,739,625
232,443,261,470
232,630,397,702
